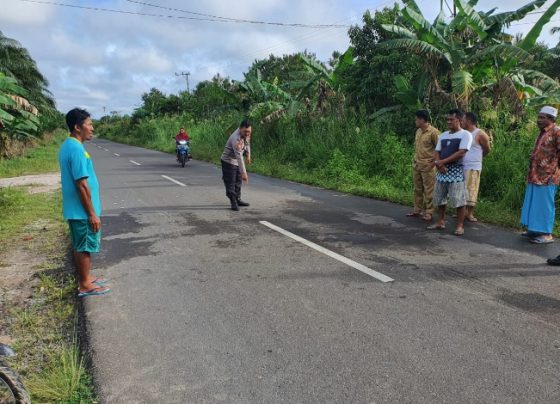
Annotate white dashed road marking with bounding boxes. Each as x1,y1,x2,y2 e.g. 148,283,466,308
260,221,394,283
161,175,186,187
129,160,141,166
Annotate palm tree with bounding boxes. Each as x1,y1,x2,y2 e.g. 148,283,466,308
0,72,40,157
0,30,55,111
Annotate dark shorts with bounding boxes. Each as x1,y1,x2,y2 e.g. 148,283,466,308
68,220,101,253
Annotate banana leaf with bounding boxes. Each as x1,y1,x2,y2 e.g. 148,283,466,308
484,0,545,29
381,24,416,39
402,6,449,49
519,0,560,51
375,38,453,65
452,69,475,102
454,0,487,39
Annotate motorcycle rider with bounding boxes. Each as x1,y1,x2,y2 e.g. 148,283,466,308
175,127,190,160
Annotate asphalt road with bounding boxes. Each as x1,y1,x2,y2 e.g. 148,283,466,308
83,138,560,403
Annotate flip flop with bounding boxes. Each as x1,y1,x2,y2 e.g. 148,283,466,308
426,224,445,230
466,217,478,222
530,236,554,244
92,277,109,285
521,231,540,238
406,212,421,217
78,287,111,297
453,228,465,236
422,214,432,222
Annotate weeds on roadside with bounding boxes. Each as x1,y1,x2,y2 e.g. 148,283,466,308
26,342,94,403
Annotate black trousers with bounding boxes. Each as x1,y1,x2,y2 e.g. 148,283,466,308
221,160,242,200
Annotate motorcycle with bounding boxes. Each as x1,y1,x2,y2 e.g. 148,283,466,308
0,343,30,404
176,140,191,167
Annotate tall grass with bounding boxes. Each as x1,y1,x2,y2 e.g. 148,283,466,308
97,111,544,230
26,344,92,403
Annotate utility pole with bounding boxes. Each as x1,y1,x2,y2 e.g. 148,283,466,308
175,71,191,93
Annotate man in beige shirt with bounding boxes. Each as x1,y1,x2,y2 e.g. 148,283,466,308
407,110,440,221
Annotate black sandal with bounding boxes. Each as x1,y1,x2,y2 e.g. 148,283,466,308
547,256,560,266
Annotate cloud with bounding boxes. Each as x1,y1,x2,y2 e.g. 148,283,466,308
0,1,56,24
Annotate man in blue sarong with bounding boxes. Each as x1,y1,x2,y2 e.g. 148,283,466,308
521,106,560,244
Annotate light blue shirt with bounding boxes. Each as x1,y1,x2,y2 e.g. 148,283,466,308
58,137,101,220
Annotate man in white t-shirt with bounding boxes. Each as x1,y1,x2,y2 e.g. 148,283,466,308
463,112,491,222
427,109,472,236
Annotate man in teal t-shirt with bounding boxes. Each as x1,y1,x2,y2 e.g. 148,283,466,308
59,108,109,297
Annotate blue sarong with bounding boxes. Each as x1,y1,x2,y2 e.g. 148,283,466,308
520,183,557,234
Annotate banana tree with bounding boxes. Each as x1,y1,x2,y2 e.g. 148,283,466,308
236,70,302,122
282,48,354,112
377,0,476,109
376,0,560,111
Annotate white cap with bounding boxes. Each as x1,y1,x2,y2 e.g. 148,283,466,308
540,106,558,118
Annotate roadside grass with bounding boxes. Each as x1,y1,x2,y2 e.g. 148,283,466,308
0,129,66,178
0,186,95,403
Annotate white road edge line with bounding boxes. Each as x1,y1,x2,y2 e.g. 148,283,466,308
161,175,186,187
129,160,141,166
260,221,394,283
113,153,120,156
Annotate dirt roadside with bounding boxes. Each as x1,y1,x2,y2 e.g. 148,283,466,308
0,173,62,345
0,172,60,194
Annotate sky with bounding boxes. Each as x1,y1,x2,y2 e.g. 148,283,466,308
1,0,559,117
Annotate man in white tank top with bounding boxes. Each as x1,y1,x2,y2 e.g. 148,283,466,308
462,112,491,222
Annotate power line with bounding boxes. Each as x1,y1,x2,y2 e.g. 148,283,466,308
16,0,349,29
510,18,560,26
125,0,348,28
230,0,397,72
125,0,245,22
240,0,398,64
238,27,346,64
16,0,222,22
